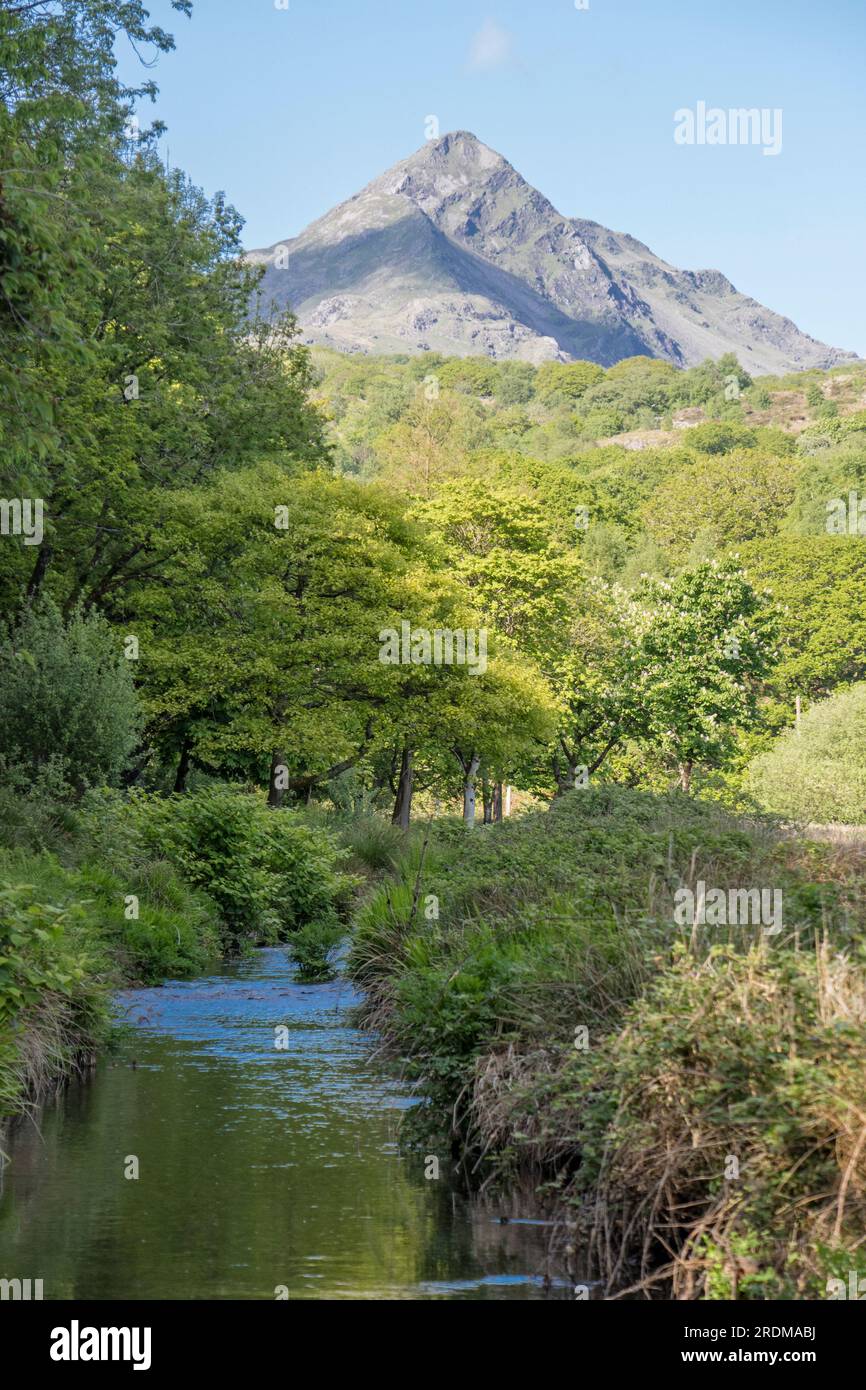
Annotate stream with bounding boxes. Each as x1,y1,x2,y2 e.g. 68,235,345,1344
0,947,567,1300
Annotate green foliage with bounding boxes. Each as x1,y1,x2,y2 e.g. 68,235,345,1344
0,877,109,1116
412,476,581,660
747,683,866,823
5,8,866,1294
642,449,800,554
570,942,866,1297
0,757,81,856
0,599,142,786
436,358,500,396
632,559,777,783
534,359,604,403
0,0,325,616
348,786,865,1293
333,814,407,874
285,920,344,983
129,786,354,949
737,536,866,700
0,881,100,1030
349,788,793,1132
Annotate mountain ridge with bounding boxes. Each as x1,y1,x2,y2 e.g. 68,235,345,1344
247,131,856,375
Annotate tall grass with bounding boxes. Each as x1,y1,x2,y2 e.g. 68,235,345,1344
346,786,866,1297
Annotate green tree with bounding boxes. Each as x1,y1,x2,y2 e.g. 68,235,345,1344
633,560,776,790
737,536,866,702
642,449,800,556
535,360,604,404
413,477,581,660
548,582,647,792
0,1,325,618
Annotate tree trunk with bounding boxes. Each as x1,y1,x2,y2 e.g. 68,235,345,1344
493,781,503,822
173,736,192,794
481,774,492,824
462,754,481,827
552,758,580,797
268,750,287,808
25,544,53,603
391,746,414,830
678,760,693,794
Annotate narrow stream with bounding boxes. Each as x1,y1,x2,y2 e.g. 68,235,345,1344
0,948,566,1300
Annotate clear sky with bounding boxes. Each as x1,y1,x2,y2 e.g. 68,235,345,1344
119,0,866,356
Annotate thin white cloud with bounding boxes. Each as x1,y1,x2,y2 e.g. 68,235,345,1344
467,19,515,73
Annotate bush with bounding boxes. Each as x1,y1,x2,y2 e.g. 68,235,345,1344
0,757,81,857
131,786,272,945
0,845,221,986
336,814,407,874
286,920,344,982
0,599,142,788
255,811,355,931
748,683,866,823
348,790,816,1140
347,786,865,1294
130,785,355,950
567,942,866,1298
0,880,110,1116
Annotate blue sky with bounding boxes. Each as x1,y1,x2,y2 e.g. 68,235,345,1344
120,0,866,355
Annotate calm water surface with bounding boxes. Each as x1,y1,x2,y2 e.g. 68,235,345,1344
0,948,566,1300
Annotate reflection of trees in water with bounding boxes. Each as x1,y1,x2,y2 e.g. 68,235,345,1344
0,1029,568,1299
414,1179,570,1298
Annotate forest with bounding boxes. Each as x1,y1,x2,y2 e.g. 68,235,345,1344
1,0,865,1304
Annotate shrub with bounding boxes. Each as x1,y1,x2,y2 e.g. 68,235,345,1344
568,942,866,1298
255,811,355,931
347,785,864,1296
336,814,407,875
0,599,142,788
0,846,221,987
0,881,110,1116
285,920,344,982
348,790,816,1141
0,757,81,857
130,785,355,950
748,683,866,824
132,786,273,946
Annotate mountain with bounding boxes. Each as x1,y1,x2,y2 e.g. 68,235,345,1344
247,131,856,375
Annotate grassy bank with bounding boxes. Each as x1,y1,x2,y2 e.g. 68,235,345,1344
0,783,356,1121
347,787,866,1298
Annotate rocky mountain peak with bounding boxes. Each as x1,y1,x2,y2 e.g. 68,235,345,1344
248,135,857,374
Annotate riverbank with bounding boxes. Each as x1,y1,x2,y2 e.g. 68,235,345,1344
6,779,865,1300
0,784,355,1121
347,786,866,1299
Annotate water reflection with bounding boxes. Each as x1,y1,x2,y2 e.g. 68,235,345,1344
0,949,568,1300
